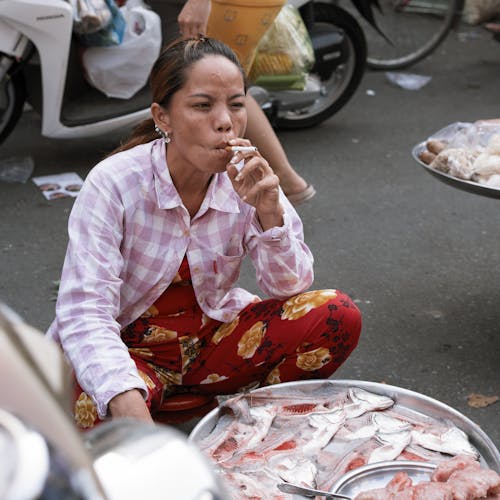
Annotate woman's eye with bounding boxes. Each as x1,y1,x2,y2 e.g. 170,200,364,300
231,102,244,109
194,102,210,109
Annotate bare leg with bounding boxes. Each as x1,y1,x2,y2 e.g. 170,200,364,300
245,95,316,204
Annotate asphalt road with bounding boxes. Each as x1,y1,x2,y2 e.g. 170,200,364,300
1,24,499,454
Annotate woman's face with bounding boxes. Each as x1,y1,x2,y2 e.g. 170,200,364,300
159,55,247,174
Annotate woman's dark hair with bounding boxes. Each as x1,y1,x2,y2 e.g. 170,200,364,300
111,36,246,155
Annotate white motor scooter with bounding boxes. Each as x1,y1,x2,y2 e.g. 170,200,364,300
0,302,230,499
0,0,371,146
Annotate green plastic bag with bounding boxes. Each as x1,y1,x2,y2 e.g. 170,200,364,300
249,5,315,90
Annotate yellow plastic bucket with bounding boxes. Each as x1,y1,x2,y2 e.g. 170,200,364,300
207,0,286,74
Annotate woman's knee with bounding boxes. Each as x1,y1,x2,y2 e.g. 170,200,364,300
336,289,361,327
306,288,361,319
331,289,362,344
304,289,362,356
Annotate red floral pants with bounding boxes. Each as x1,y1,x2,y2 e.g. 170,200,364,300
74,257,361,429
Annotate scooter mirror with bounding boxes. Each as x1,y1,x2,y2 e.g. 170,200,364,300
0,408,50,500
0,302,107,499
86,419,231,500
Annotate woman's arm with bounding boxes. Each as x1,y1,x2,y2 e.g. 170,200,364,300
52,167,148,419
249,197,314,299
178,0,211,38
108,389,153,423
225,141,314,298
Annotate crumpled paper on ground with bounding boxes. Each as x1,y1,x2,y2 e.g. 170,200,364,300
386,72,432,90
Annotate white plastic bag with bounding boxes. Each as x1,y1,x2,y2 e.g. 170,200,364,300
75,0,126,47
70,0,112,35
82,3,161,99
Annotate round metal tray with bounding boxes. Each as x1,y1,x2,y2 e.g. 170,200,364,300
330,460,436,497
412,142,500,199
189,379,500,472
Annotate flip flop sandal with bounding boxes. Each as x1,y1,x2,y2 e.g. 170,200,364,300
285,184,316,206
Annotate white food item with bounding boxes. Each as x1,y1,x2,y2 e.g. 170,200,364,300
483,174,500,188
486,133,500,155
471,152,500,184
411,426,479,458
430,148,477,180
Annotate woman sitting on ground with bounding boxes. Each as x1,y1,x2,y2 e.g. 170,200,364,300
47,36,362,429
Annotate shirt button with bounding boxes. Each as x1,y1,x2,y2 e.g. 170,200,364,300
193,266,200,273
183,229,189,236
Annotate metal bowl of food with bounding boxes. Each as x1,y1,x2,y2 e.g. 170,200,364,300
412,121,500,199
330,460,436,498
190,379,500,468
412,142,500,199
330,454,500,499
189,379,500,498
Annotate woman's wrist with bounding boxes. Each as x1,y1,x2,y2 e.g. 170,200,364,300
257,206,284,231
108,389,153,422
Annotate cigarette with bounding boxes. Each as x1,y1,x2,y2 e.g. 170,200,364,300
225,146,258,153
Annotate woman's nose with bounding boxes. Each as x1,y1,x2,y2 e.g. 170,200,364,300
215,107,232,132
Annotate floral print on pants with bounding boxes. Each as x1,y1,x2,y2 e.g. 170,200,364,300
73,257,361,429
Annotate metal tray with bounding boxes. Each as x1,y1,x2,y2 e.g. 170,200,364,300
330,460,436,497
189,379,500,472
412,142,500,199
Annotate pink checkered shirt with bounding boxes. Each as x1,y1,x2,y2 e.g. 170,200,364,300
46,139,314,417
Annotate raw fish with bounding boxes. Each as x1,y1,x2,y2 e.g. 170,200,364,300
195,386,481,496
411,426,479,458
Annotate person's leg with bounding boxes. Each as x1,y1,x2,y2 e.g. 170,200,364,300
183,289,361,393
245,95,316,205
72,289,361,429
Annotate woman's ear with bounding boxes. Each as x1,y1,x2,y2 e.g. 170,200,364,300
151,103,170,132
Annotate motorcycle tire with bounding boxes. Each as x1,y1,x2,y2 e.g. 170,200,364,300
274,3,366,130
0,68,25,145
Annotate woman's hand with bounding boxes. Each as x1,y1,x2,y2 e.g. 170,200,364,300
108,389,154,424
226,139,284,231
178,0,211,39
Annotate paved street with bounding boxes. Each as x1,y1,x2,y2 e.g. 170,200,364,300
1,23,499,453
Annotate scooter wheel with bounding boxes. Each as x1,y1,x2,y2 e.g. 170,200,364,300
274,3,367,129
0,69,25,145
